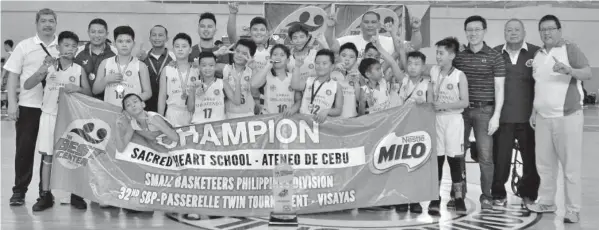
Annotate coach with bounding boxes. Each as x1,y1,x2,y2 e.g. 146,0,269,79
3,8,58,206
453,15,505,210
491,19,540,207
526,15,591,224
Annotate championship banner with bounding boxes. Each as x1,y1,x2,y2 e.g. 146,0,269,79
264,2,332,46
51,92,438,216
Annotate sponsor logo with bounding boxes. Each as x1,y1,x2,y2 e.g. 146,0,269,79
326,89,332,96
214,89,220,95
481,58,487,63
126,70,133,76
370,131,431,174
55,119,110,169
69,76,76,82
309,64,314,69
447,83,454,90
417,90,423,96
525,59,533,67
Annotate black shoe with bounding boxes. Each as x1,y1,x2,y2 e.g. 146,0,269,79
32,191,54,212
9,193,25,206
455,198,467,215
123,208,142,214
410,203,423,213
395,204,409,212
70,194,87,210
428,199,441,216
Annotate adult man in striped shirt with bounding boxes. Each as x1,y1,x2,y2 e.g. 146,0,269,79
453,15,506,210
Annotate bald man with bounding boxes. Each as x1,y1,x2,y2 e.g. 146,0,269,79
491,19,540,207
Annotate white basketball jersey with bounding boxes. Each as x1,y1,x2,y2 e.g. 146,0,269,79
332,71,359,118
262,71,295,114
165,65,200,110
398,77,429,105
300,77,338,115
131,111,171,132
430,66,463,114
288,49,317,81
191,79,226,124
42,64,82,115
361,78,391,114
103,56,142,106
223,64,255,115
252,47,273,71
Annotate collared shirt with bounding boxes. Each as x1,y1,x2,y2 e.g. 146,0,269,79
494,43,540,123
454,42,506,103
502,42,529,65
3,34,59,108
532,40,589,118
74,42,117,100
142,48,173,112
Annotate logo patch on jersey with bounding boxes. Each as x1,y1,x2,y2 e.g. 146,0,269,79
326,89,332,95
349,81,355,86
417,90,423,96
69,76,76,82
447,84,454,90
126,70,133,76
244,76,250,81
190,77,197,82
83,60,88,65
214,89,220,95
270,85,277,91
525,59,533,67
309,64,314,69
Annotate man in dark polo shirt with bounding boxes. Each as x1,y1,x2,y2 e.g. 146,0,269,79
491,19,540,207
141,25,173,112
188,12,232,79
75,18,117,101
453,15,506,210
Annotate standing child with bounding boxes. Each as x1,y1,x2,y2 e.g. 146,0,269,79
224,39,258,119
188,52,241,124
427,37,469,215
250,44,301,115
291,49,343,123
396,51,433,106
24,31,92,211
157,33,198,127
334,42,361,118
93,26,152,107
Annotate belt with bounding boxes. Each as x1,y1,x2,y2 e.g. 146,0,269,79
469,101,495,108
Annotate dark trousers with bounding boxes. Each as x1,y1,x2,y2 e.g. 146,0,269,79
492,122,540,200
437,156,463,184
12,106,42,195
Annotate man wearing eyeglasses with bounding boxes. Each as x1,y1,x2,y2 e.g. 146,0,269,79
453,15,506,210
526,15,591,224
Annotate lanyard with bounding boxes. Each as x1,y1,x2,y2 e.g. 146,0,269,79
403,77,423,103
148,49,169,79
176,63,191,92
310,79,327,104
116,56,133,76
434,67,454,101
39,43,62,71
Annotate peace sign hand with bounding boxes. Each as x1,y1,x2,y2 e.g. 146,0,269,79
326,10,337,28
552,56,572,75
214,44,235,57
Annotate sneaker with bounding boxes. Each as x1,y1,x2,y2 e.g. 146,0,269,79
395,204,409,212
493,197,507,206
455,198,467,214
428,199,441,216
564,211,580,223
526,203,557,213
9,193,25,206
481,199,493,210
70,194,87,210
32,191,54,212
409,203,423,213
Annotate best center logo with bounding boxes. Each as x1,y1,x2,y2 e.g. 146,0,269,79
55,119,111,169
370,131,431,174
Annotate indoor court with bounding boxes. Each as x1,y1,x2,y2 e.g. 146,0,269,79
1,106,598,230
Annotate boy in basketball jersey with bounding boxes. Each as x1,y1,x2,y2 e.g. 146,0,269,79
396,51,433,106
23,31,92,211
157,33,198,127
188,52,241,124
224,39,258,119
333,42,361,118
427,37,469,215
93,26,152,107
291,49,344,123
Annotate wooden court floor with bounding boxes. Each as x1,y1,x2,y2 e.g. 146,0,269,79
1,107,598,230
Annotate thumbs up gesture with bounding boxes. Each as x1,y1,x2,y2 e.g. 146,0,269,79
552,56,572,75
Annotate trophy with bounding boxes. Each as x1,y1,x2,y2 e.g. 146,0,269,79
269,160,298,229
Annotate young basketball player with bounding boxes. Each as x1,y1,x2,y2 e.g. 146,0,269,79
157,33,198,127
334,42,361,118
24,31,92,211
427,37,469,215
116,93,179,152
250,44,301,115
291,49,343,123
188,52,241,124
357,38,404,115
224,39,258,119
396,51,433,106
287,24,329,81
93,26,152,107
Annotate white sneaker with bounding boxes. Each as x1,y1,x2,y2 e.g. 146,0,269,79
564,211,579,223
526,203,557,213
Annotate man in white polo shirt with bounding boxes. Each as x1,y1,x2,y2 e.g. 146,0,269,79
526,15,592,224
3,8,59,206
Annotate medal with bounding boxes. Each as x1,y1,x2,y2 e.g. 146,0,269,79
89,73,96,81
176,62,191,100
116,84,125,93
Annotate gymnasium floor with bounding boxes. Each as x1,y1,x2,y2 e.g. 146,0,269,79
1,107,598,230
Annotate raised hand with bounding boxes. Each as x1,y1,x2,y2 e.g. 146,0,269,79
411,16,421,30
228,2,239,14
326,10,337,28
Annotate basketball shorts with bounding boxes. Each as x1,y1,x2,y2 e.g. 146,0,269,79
435,113,464,157
36,112,57,155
